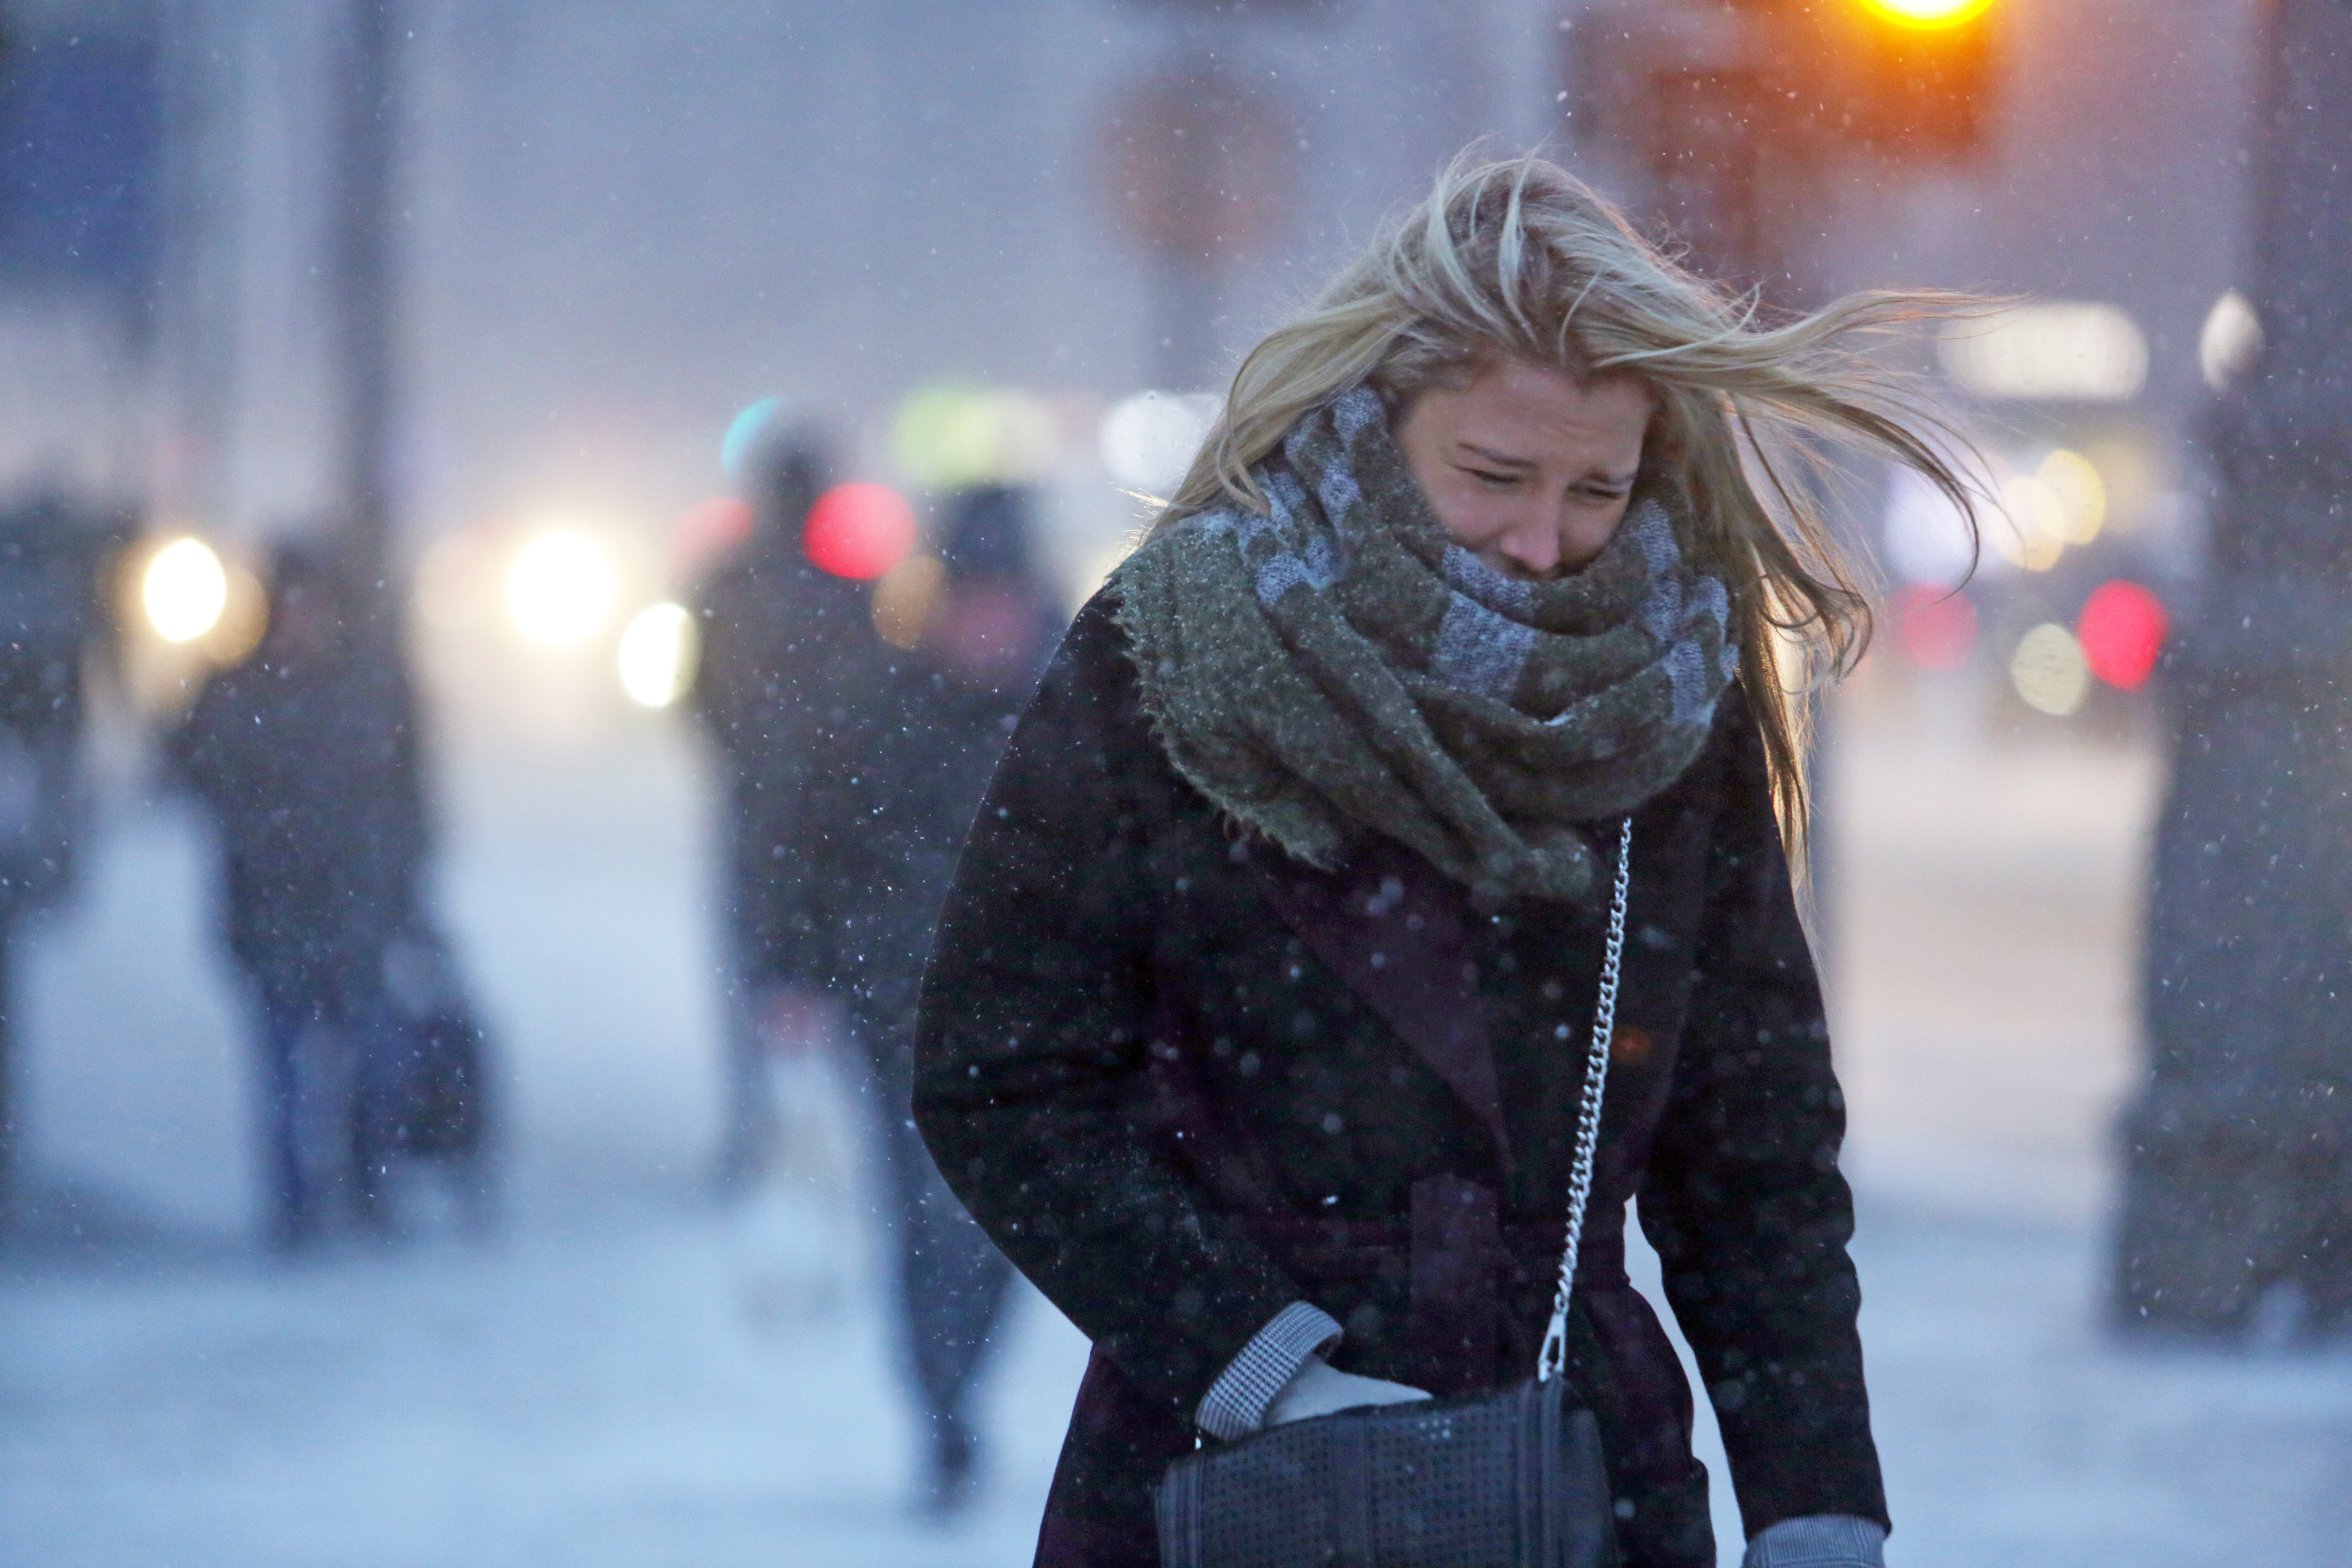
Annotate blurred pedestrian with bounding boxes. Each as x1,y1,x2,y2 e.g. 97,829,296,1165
915,156,1984,1568
684,419,890,1190
0,491,127,1199
773,484,1064,1512
170,541,442,1249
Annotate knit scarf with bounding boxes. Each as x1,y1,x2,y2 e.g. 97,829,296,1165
1111,384,1738,904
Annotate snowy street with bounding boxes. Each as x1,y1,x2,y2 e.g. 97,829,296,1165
4,696,2348,1568
0,4,2343,1566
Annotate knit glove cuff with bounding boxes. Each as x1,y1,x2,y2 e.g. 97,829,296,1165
1742,1514,1887,1568
1195,1301,1343,1440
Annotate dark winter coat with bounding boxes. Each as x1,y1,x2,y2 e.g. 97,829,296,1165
688,536,889,993
171,647,428,1005
913,596,1884,1568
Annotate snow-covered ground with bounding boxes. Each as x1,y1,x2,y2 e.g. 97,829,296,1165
3,689,2347,1567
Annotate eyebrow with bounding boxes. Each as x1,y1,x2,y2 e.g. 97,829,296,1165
1457,441,1637,486
1457,441,1536,471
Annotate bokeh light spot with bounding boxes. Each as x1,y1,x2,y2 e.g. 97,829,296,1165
2198,290,2264,391
143,537,228,644
670,495,755,576
872,555,946,650
1880,465,1977,589
2011,623,2091,716
893,382,1058,490
1991,474,2067,571
1940,304,2148,403
1892,584,1978,671
804,483,917,581
1858,0,1994,28
618,601,698,707
720,396,784,482
507,530,616,646
1100,390,1222,495
2078,579,2167,691
2036,449,2107,546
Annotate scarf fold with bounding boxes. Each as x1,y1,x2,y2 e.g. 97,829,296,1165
1113,384,1737,903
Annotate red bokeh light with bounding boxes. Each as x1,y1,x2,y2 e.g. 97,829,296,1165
669,495,753,576
803,483,916,581
1893,583,1978,671
2078,579,2168,690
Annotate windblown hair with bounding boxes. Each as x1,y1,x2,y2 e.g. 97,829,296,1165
1156,152,1983,869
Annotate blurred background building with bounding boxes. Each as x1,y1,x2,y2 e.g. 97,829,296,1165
0,1,2345,1565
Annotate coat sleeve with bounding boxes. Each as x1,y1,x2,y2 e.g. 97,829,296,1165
1636,686,1888,1540
913,600,1309,1420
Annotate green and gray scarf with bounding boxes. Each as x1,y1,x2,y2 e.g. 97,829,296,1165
1112,384,1738,903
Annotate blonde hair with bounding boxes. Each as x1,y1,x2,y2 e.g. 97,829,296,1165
1158,151,1982,868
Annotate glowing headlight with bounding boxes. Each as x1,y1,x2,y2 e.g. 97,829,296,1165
507,530,615,646
618,601,698,708
143,537,229,644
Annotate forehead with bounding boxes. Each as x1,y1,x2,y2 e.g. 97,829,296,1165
1443,358,1651,457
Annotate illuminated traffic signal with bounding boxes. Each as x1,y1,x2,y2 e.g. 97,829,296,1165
1855,0,1993,26
1571,0,2003,165
1831,0,2001,157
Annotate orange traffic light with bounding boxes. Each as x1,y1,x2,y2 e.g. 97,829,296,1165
1855,0,1995,30
1570,0,2002,171
1822,0,2001,158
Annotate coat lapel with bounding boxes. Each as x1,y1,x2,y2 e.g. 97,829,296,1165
1252,837,1513,1172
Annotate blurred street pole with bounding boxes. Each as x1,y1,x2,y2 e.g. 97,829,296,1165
2115,0,2352,1341
159,0,244,530
330,0,401,608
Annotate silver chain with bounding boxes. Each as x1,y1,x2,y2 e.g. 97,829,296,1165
1538,815,1634,1385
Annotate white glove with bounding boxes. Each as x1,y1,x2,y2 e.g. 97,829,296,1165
1263,1356,1432,1428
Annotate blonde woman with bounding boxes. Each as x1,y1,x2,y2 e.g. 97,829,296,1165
914,154,1973,1568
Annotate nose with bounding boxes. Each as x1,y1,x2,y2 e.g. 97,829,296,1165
1493,512,1562,578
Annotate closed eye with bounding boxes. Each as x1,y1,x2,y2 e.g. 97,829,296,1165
1461,466,1524,490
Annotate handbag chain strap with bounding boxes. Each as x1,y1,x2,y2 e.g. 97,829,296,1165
1537,814,1634,1385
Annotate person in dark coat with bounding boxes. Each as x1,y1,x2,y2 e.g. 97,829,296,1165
0,492,129,1192
774,484,1065,1512
913,156,1982,1568
172,542,430,1249
685,421,890,1190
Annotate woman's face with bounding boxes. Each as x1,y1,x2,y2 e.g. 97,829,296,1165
1393,356,1652,580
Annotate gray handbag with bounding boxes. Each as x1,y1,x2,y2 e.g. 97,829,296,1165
1155,819,1634,1568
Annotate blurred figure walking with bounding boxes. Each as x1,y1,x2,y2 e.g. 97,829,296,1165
773,485,1065,1513
171,542,474,1250
0,492,128,1203
686,419,889,1191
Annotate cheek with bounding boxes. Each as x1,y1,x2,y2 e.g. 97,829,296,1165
1424,479,1508,548
1560,498,1634,565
